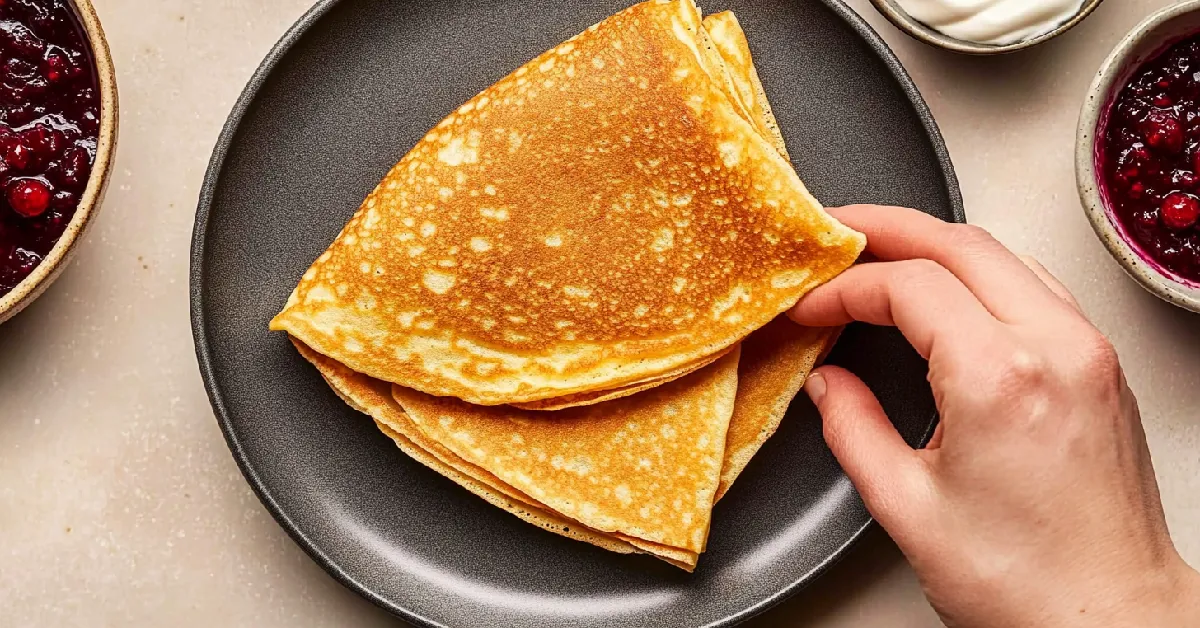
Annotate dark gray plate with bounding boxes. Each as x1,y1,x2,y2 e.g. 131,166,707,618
191,1,963,626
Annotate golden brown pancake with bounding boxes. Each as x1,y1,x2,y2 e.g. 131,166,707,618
508,345,733,411
292,338,643,555
502,10,818,415
510,11,796,414
391,348,740,556
269,0,865,406
292,336,734,570
715,317,837,500
704,11,790,160
296,315,833,566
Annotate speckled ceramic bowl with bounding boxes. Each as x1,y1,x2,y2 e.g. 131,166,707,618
870,0,1105,55
0,0,119,325
1077,0,1200,313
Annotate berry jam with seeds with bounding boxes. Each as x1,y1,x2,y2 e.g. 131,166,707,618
0,0,98,297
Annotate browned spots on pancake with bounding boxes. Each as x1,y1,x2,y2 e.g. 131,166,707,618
270,0,862,405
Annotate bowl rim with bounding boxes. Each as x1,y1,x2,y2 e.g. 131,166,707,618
869,0,1106,55
1076,0,1200,313
0,0,119,323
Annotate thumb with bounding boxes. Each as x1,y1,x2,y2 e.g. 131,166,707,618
806,365,929,530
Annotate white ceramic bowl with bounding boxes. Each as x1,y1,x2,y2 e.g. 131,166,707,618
0,0,119,324
870,0,1105,55
1077,0,1200,312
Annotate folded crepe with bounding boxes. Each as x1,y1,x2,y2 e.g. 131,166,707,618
269,0,864,408
294,337,737,570
273,0,861,570
293,319,827,570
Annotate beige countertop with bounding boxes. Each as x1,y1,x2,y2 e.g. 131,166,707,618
2,0,1197,626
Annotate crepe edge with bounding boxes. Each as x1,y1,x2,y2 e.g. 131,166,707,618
291,335,703,570
391,345,741,556
714,323,841,502
509,345,734,411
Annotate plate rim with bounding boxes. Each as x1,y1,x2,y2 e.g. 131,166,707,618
189,1,964,626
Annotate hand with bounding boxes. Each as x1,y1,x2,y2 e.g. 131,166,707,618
789,205,1200,628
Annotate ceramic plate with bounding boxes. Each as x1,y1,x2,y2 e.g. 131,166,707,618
191,1,962,625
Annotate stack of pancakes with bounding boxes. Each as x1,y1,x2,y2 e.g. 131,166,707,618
270,0,864,571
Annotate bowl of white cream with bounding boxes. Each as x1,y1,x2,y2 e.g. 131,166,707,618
870,0,1106,54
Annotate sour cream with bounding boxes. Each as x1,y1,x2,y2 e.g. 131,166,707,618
892,0,1087,46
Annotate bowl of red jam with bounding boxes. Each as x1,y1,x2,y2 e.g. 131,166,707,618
0,0,116,324
1078,0,1200,312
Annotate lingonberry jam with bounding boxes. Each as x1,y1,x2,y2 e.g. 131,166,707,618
0,0,98,297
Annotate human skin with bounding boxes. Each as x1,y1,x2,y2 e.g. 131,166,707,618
789,205,1200,628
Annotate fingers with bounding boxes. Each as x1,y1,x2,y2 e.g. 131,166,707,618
789,259,996,360
1018,255,1082,313
828,205,1077,324
805,366,929,528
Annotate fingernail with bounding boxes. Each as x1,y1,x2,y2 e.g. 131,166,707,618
804,372,826,405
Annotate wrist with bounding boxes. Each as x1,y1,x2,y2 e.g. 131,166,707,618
1102,559,1200,628
1159,563,1200,626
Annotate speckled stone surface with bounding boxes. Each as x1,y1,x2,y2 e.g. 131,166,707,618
1,1,1197,626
